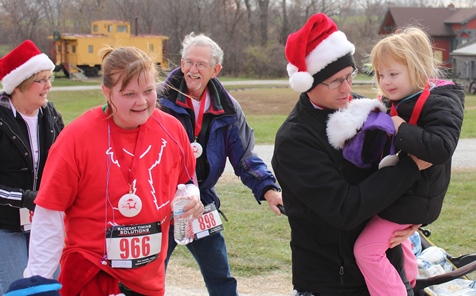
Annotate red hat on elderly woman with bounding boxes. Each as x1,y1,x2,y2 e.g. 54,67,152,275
0,40,55,94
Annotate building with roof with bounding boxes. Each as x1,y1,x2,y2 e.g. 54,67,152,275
451,41,476,93
378,5,476,69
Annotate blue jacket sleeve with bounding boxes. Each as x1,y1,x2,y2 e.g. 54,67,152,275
226,98,280,202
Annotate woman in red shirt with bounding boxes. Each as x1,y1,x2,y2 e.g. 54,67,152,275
24,46,203,295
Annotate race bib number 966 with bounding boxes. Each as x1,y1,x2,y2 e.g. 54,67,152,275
105,222,161,268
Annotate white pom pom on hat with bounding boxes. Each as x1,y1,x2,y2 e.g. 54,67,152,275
287,64,314,93
285,13,355,93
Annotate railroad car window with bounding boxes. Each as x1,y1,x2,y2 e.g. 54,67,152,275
108,25,113,32
88,45,93,53
93,25,98,32
149,44,154,52
72,45,76,53
117,25,127,33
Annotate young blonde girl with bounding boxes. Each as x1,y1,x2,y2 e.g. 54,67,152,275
354,27,465,295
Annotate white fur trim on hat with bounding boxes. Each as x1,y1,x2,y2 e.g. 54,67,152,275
306,31,355,76
326,98,387,149
2,53,54,94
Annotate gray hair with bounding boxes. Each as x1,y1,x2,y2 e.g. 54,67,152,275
181,32,224,66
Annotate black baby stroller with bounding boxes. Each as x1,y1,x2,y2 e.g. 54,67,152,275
413,227,476,295
277,206,476,295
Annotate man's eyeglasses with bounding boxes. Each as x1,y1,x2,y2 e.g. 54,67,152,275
320,70,358,90
33,76,55,85
183,60,210,70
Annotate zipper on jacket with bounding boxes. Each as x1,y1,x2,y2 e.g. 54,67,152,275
25,121,40,190
337,231,345,286
339,265,344,285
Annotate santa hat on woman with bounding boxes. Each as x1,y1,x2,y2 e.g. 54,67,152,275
285,13,356,93
0,40,55,94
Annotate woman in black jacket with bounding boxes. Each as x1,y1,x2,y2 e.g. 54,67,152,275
0,40,63,294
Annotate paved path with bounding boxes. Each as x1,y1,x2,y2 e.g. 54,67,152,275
40,79,369,92
226,138,476,173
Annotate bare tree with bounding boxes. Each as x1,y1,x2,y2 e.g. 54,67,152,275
340,0,387,70
244,0,256,43
0,0,45,46
257,0,269,45
137,0,163,34
153,0,202,64
110,0,139,24
1,0,469,77
185,0,247,76
279,0,289,45
69,0,111,32
38,0,63,30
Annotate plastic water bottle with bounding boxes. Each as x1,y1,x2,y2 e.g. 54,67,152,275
173,184,194,245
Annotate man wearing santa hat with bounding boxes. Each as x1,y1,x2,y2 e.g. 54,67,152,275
271,14,428,295
0,40,63,294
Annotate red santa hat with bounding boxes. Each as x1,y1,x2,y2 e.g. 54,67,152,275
285,13,355,93
0,40,55,94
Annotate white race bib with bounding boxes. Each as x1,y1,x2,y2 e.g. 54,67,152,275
105,222,161,268
192,203,224,240
20,208,33,232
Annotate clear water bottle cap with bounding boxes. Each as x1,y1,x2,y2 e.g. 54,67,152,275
177,184,186,190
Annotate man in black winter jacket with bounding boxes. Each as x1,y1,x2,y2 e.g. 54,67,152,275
272,13,428,296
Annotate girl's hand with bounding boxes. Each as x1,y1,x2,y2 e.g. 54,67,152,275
408,154,433,171
389,224,421,248
391,116,405,134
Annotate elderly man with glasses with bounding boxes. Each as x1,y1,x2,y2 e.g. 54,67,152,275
157,32,283,296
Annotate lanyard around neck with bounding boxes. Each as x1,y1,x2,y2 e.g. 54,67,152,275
193,91,207,139
108,119,145,192
390,83,430,126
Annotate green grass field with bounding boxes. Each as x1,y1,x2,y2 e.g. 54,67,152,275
46,79,476,283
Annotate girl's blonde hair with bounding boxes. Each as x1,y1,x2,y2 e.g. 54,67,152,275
98,46,159,114
370,27,443,96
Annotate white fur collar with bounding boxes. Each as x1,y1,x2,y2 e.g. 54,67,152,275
326,98,387,149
